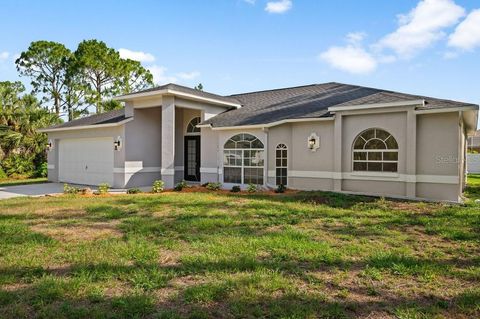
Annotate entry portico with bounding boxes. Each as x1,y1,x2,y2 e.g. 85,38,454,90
115,85,242,188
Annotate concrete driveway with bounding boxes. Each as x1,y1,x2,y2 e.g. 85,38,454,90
0,183,66,200
0,183,128,200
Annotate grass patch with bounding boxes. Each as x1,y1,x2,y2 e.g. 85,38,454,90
0,177,48,187
0,176,479,317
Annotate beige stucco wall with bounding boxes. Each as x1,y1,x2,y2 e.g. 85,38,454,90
416,112,459,176
415,112,461,201
266,121,335,189
123,107,162,188
290,121,335,172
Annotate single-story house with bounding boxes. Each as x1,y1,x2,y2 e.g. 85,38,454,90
40,82,478,202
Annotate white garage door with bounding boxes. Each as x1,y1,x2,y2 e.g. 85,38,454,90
59,137,114,186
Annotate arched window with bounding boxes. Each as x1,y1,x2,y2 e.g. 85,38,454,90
186,117,201,134
352,128,398,172
276,144,288,186
223,133,264,185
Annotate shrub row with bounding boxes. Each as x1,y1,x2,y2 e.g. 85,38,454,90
63,181,287,196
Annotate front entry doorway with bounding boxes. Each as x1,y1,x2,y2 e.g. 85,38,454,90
184,136,200,181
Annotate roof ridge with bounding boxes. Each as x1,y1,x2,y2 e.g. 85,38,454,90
330,83,478,106
228,83,338,97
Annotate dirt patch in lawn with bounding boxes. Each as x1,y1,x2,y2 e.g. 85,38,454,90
31,221,123,241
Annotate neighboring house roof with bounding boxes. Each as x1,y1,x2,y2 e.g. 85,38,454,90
116,83,240,106
203,82,478,127
43,108,128,131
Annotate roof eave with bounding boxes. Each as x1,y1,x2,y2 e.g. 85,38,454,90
114,88,241,109
462,107,479,135
38,118,133,133
328,99,425,112
199,116,334,130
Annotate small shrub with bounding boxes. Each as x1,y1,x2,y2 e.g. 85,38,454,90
206,182,222,191
247,183,257,193
127,188,142,194
98,183,110,195
275,184,286,193
151,180,164,193
231,185,241,192
35,162,48,178
0,167,7,179
2,154,35,177
174,180,188,191
63,183,78,194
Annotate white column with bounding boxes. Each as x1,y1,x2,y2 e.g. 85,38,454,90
333,113,343,191
406,110,417,198
161,96,176,188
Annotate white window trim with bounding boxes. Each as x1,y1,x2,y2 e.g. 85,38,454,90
275,144,288,186
185,116,201,136
352,128,399,173
222,133,265,185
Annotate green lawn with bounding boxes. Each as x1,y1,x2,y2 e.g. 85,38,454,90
0,178,48,187
0,182,479,318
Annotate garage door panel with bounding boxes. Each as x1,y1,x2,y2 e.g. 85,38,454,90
59,137,114,186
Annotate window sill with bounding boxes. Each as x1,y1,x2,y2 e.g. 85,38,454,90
350,171,399,178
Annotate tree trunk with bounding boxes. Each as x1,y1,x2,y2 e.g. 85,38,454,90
96,77,102,114
54,95,60,115
68,104,73,121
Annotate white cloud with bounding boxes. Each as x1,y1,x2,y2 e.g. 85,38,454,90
0,51,9,61
147,65,177,84
448,9,480,50
376,0,465,58
265,0,292,14
118,48,155,63
319,45,377,74
147,66,200,85
346,32,367,44
177,71,200,80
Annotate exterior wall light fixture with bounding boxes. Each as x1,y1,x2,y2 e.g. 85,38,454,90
114,136,122,151
307,133,320,152
46,139,53,151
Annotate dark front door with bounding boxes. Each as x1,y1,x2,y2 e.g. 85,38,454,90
184,136,200,181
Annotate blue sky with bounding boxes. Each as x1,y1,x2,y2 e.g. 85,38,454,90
0,0,479,120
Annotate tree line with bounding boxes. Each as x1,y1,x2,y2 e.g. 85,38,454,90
0,81,60,178
0,39,155,178
15,39,154,120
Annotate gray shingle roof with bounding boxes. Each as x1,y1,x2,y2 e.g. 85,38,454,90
203,82,478,127
44,82,478,130
47,108,127,130
117,83,240,105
